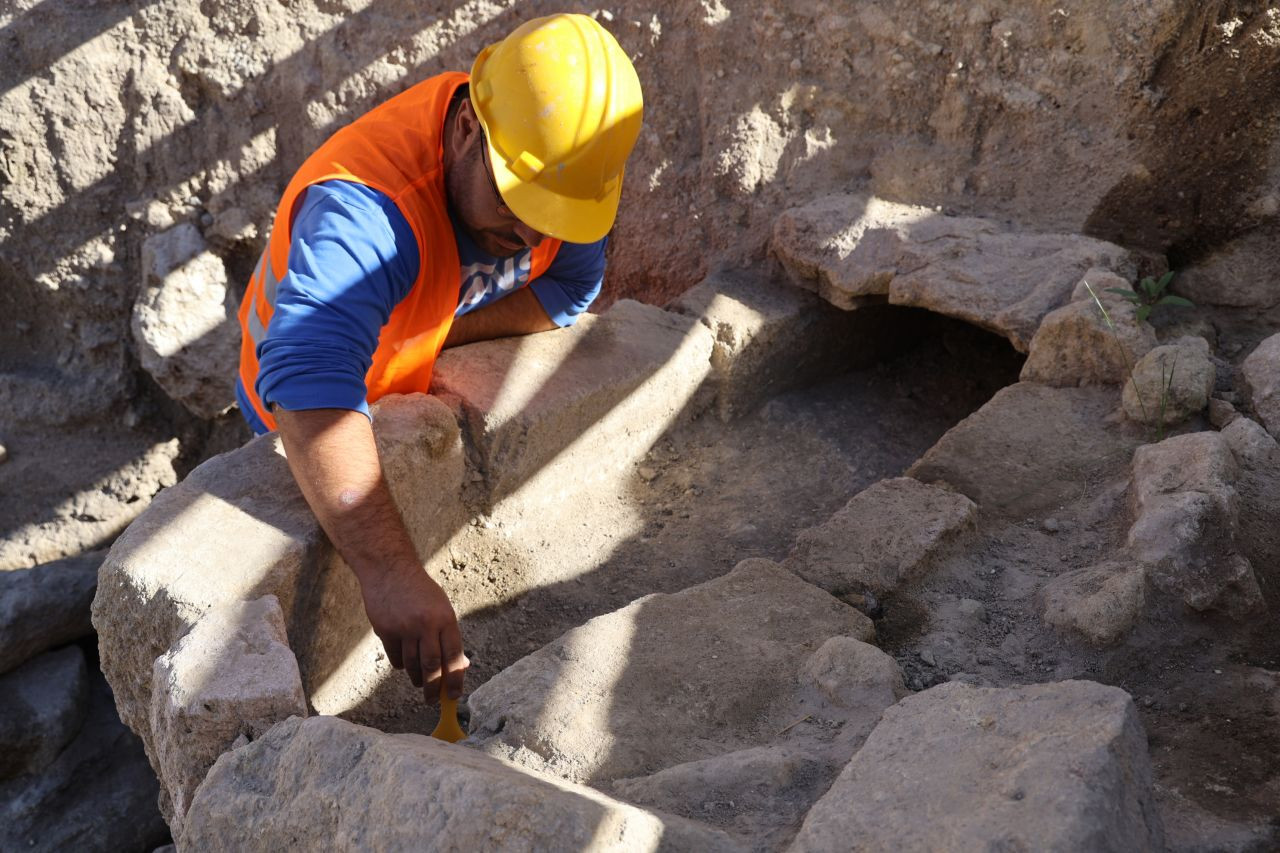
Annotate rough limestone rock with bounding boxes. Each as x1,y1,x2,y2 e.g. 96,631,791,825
667,269,906,421
0,667,168,853
1128,432,1263,615
0,646,88,781
1241,333,1280,438
431,299,713,503
182,715,742,852
469,559,875,787
1020,270,1157,386
790,681,1165,852
1121,336,1216,427
614,637,904,848
131,223,239,418
0,437,180,571
1041,563,1146,646
786,477,976,596
908,383,1139,517
1175,231,1280,310
150,595,307,836
1221,417,1280,593
0,549,101,674
612,746,835,851
772,194,1135,350
93,393,464,766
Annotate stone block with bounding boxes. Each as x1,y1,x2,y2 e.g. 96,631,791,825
1127,432,1263,616
431,299,713,503
468,559,874,786
181,715,742,852
1021,271,1157,386
907,383,1139,517
0,667,168,853
611,639,903,849
668,269,906,421
1222,417,1280,591
772,194,1135,351
786,477,976,595
1041,562,1146,645
0,549,101,674
131,224,239,419
1242,332,1280,438
150,595,307,835
790,681,1165,852
1122,337,1216,426
0,646,88,780
93,394,464,771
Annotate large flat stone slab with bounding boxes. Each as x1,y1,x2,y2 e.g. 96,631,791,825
772,194,1136,351
182,715,743,852
431,299,713,503
786,477,976,597
790,681,1165,852
907,383,1140,516
469,559,876,787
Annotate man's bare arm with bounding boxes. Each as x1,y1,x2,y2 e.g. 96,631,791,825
444,286,559,349
274,407,468,701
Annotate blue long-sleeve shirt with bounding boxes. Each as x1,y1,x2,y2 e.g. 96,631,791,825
237,180,606,434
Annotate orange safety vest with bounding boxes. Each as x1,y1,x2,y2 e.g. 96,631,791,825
237,71,562,431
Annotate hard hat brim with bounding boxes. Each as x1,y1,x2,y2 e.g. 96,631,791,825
485,132,624,245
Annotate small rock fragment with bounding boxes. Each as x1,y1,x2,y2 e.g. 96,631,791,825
637,465,658,482
1208,397,1240,429
1042,563,1146,645
957,598,987,622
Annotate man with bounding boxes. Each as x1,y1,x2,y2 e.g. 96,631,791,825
235,14,643,707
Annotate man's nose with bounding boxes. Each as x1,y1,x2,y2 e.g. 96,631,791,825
514,221,545,249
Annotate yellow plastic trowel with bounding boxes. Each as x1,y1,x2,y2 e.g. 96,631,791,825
431,684,466,743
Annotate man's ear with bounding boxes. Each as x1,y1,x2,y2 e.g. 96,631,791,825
450,98,482,157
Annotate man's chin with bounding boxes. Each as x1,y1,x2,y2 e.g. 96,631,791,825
484,235,524,257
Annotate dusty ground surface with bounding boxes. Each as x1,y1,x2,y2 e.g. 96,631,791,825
450,310,1023,689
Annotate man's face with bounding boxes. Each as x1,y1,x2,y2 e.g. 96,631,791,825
446,100,547,258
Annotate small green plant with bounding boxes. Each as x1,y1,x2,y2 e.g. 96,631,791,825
1105,271,1194,324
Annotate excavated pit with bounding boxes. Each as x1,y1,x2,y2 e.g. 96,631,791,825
91,258,1280,849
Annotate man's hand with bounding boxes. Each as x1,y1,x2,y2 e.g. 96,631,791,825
360,562,469,701
275,406,470,702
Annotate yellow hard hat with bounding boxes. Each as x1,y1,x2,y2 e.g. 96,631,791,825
470,13,644,244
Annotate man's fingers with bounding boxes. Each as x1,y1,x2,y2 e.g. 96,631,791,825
421,643,444,703
403,638,422,689
441,624,470,700
382,636,403,670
